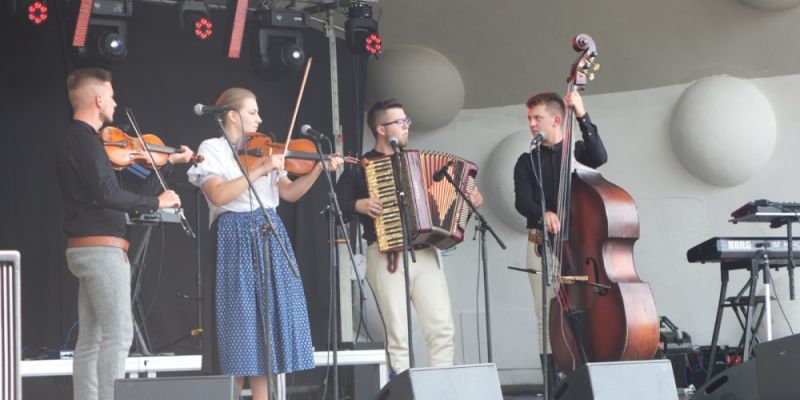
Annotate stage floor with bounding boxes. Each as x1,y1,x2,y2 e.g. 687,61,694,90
22,350,388,400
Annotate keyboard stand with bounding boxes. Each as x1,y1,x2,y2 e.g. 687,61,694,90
127,223,157,356
705,250,775,383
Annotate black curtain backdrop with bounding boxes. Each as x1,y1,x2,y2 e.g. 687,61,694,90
1,1,363,397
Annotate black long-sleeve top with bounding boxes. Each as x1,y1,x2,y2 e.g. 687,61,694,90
335,149,384,243
513,113,608,230
57,119,165,238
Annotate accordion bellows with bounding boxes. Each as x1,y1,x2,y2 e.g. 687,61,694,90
362,150,478,253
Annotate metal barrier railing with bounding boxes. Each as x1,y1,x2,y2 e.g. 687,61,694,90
1,250,21,400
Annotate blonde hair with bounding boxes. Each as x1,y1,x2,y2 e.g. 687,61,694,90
66,68,112,110
215,87,256,112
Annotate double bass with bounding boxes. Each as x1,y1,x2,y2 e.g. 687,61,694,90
547,34,659,374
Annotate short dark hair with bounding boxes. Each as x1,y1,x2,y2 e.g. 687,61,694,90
367,98,403,138
525,92,565,119
66,68,112,109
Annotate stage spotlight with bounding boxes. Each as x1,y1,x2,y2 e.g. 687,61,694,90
178,0,213,40
97,30,126,60
249,28,306,79
10,0,48,25
345,2,381,56
76,18,128,63
26,0,48,24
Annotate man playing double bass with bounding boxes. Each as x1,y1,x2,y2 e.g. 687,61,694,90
512,91,607,388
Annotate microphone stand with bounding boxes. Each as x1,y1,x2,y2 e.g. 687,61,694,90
389,142,417,368
213,115,297,399
308,133,364,400
529,143,553,400
437,169,506,363
124,108,196,239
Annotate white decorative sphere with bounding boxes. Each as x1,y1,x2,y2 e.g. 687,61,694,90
670,75,776,187
737,0,800,11
366,45,464,132
482,130,531,233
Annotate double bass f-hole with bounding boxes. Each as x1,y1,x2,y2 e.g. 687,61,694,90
585,257,609,296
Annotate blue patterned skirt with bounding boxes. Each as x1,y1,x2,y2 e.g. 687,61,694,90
215,208,315,376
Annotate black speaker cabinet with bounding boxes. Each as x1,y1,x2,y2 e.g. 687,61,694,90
114,375,239,400
552,360,678,400
374,363,503,400
691,359,757,400
693,333,800,400
756,333,800,400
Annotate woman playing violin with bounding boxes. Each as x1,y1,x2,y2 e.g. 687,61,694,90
187,87,342,400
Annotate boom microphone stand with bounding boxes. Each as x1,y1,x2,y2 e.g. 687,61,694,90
434,164,506,362
212,115,297,399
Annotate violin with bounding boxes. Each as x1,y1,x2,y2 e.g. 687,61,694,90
237,133,354,176
100,126,203,170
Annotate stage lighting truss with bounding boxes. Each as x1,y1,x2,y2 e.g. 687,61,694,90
178,0,213,40
76,18,129,63
344,2,381,56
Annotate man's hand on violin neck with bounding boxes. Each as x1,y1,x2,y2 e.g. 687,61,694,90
158,190,182,209
322,154,344,171
168,145,195,165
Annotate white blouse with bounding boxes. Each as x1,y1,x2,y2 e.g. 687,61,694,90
187,136,287,225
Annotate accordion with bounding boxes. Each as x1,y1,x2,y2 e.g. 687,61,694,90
362,150,478,253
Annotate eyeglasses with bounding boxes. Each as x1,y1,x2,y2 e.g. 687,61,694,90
380,117,412,127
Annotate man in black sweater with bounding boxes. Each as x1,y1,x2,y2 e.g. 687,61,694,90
58,68,192,400
513,91,607,388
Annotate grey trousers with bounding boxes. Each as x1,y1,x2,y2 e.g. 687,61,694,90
66,246,133,400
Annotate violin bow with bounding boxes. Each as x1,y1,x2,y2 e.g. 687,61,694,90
284,57,313,154
124,107,196,238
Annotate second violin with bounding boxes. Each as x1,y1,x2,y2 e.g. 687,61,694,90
101,126,202,170
237,133,351,176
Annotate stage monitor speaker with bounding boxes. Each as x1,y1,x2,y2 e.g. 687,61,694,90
552,359,678,400
690,359,757,400
756,333,800,400
374,363,502,400
114,375,239,400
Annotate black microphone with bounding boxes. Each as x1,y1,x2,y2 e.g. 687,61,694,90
193,103,235,116
388,137,401,151
530,131,545,149
433,160,454,182
300,124,326,139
